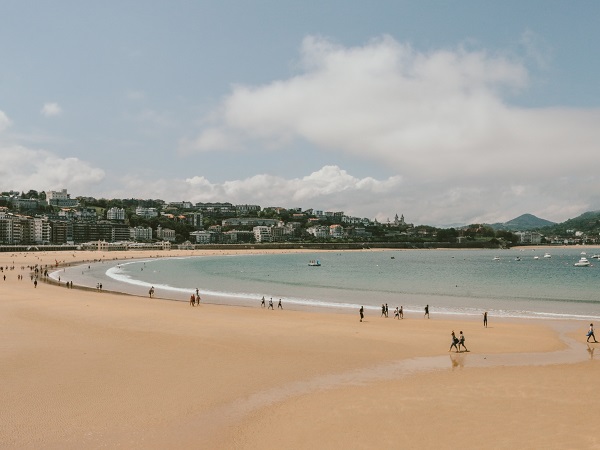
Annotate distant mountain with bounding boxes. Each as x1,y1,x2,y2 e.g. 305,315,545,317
488,213,556,231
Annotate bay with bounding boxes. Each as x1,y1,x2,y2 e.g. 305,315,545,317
102,248,600,320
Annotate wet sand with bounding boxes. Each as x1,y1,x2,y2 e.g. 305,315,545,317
1,249,599,449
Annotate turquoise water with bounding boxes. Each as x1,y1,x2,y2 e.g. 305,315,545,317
102,248,600,320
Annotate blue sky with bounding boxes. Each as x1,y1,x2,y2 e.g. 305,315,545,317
1,1,599,226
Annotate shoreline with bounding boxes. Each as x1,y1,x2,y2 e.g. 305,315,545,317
2,249,599,448
46,248,600,322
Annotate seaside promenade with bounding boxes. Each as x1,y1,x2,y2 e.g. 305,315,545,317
1,249,599,449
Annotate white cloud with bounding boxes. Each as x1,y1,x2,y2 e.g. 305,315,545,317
0,139,105,192
179,35,600,224
41,102,62,117
0,110,12,132
111,165,402,218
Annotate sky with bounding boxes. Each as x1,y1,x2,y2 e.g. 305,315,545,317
1,1,600,227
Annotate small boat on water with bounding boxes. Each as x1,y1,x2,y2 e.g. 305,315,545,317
515,257,521,261
308,260,321,266
591,254,600,260
544,253,551,258
574,257,591,267
493,256,500,261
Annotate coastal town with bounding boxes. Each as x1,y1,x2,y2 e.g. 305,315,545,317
0,188,597,249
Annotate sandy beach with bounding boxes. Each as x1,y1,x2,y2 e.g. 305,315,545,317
1,249,599,449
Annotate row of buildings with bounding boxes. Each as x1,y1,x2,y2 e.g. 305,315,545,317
0,208,178,245
0,188,387,245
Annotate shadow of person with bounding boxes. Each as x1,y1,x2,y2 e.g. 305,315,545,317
449,353,465,369
587,343,595,360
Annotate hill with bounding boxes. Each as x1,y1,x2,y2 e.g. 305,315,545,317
539,210,600,235
488,213,555,231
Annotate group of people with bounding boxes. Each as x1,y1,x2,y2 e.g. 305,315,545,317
368,304,428,321
449,330,468,352
189,288,201,306
261,296,283,310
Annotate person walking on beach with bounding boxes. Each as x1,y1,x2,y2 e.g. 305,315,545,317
190,294,195,306
424,304,430,319
195,293,201,306
483,311,488,328
381,304,386,317
458,331,468,352
587,323,598,343
277,299,283,309
385,303,389,318
393,307,399,319
449,331,459,352
399,306,403,319
359,306,364,322
268,298,274,310
261,296,266,308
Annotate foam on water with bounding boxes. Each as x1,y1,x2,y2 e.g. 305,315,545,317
57,249,600,321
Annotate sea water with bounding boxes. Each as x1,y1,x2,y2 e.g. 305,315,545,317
99,248,600,321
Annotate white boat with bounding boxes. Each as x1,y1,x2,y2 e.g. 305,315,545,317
515,257,521,261
308,260,321,266
493,256,500,261
544,252,551,258
534,256,539,260
590,254,600,260
574,257,591,267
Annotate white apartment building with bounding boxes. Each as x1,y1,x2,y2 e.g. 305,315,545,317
135,207,159,218
253,226,272,243
515,231,543,244
330,224,344,238
306,225,329,239
46,189,78,207
130,226,153,241
107,207,126,220
31,217,51,244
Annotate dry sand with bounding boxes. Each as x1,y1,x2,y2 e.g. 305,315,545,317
0,249,599,449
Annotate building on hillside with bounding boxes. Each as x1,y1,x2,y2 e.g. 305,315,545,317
76,208,98,221
135,206,159,218
186,212,203,229
222,218,279,227
514,231,543,244
236,204,261,216
190,230,216,244
130,226,153,241
156,225,176,242
47,189,78,207
306,225,329,239
12,198,39,211
107,207,126,221
253,226,272,243
168,201,193,209
195,202,236,217
329,224,344,238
